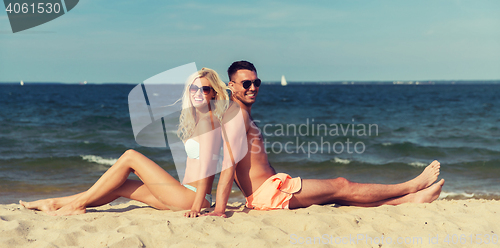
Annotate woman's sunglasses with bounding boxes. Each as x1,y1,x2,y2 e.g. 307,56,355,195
233,79,261,89
189,85,213,95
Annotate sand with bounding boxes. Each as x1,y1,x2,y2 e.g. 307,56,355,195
1,200,499,247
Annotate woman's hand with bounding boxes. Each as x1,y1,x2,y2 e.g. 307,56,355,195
184,210,201,218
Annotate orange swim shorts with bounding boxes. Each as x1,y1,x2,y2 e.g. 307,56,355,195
245,173,302,210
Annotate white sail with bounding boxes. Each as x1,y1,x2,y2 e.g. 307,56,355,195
20,80,24,86
281,75,287,86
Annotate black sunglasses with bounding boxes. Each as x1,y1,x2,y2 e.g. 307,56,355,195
189,85,213,95
233,79,261,89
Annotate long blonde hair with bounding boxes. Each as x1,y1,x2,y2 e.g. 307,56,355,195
177,68,229,142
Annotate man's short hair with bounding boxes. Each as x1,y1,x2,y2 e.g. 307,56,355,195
227,61,257,81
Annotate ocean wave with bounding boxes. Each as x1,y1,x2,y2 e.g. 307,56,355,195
408,161,427,167
331,157,351,164
439,191,475,200
439,191,500,200
80,155,118,166
372,141,500,161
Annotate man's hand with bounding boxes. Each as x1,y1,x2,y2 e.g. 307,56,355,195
184,210,201,218
200,211,227,218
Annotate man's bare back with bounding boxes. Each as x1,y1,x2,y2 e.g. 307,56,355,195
233,110,276,197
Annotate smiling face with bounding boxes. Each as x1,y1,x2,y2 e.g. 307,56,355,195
190,77,214,109
229,69,259,107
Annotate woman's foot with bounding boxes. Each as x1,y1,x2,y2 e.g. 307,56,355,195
19,199,59,212
48,203,86,216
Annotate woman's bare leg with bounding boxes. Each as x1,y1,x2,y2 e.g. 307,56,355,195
22,149,200,216
49,149,200,216
92,179,175,210
289,161,440,209
21,179,177,212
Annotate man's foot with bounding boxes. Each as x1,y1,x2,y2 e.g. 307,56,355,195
19,199,58,212
412,179,444,203
48,203,86,216
408,160,440,193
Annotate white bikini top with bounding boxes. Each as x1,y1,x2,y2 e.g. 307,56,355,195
185,139,200,159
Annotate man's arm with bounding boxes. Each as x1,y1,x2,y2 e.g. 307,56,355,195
209,158,236,217
202,104,248,217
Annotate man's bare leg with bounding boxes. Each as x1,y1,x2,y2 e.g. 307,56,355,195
289,161,440,209
334,179,444,207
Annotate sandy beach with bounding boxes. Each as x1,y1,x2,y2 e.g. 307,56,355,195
1,199,499,247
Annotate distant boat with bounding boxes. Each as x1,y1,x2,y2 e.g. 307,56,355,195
281,75,287,86
79,81,87,85
20,80,24,86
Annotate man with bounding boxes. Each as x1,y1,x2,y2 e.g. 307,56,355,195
204,61,444,217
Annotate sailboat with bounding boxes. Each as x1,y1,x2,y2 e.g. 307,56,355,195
281,75,287,86
20,80,24,86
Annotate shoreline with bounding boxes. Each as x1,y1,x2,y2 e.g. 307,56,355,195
1,199,499,247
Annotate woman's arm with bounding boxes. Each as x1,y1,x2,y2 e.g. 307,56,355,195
184,175,214,218
184,117,221,217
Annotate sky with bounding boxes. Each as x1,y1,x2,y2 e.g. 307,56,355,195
1,0,499,83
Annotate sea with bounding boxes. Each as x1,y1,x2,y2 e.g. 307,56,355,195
1,82,499,204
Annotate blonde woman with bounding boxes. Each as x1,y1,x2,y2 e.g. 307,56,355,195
20,68,229,217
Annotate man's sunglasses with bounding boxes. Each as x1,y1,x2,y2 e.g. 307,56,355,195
233,79,261,89
189,85,213,95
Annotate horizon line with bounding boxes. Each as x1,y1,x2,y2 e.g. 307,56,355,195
1,80,500,85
